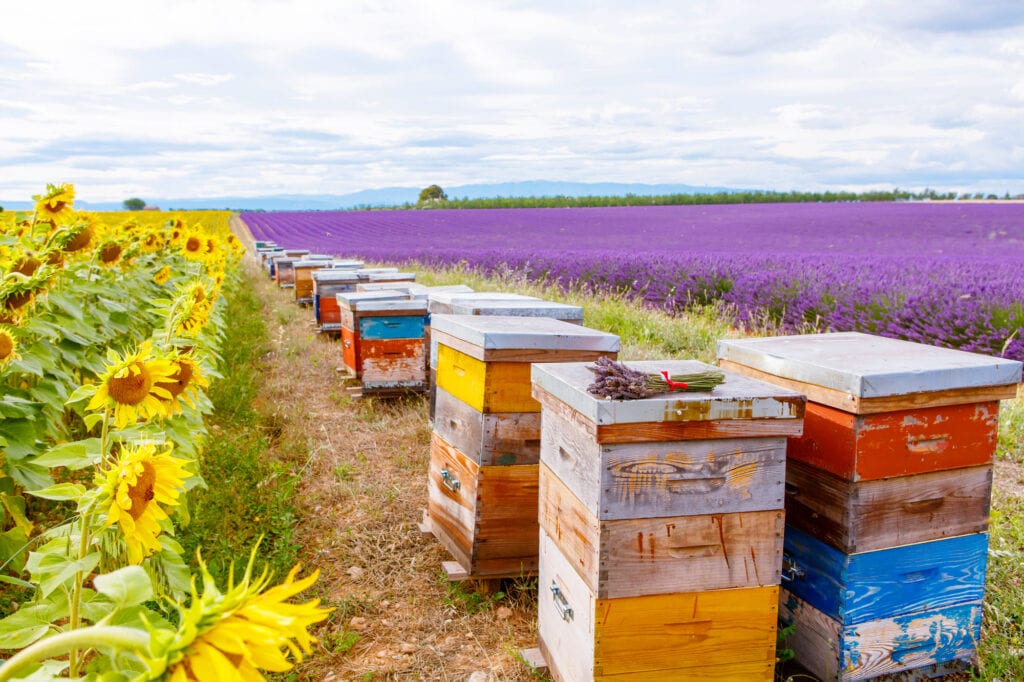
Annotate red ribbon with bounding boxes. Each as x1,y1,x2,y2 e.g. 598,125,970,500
661,370,689,392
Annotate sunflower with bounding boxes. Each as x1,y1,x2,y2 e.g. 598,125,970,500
33,183,75,223
145,550,331,681
0,326,18,367
86,341,177,428
175,297,212,338
154,265,173,285
96,442,191,564
156,352,209,413
182,231,206,261
98,240,123,266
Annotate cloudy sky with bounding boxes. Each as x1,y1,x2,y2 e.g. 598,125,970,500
2,0,1023,202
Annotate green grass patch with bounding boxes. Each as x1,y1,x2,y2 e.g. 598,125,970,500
976,491,1024,681
178,270,300,585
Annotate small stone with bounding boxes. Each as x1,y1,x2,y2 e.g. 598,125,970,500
347,566,365,581
467,672,492,682
349,616,368,631
375,650,388,658
399,642,416,654
495,606,513,620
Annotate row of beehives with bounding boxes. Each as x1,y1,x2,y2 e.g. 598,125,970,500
250,241,1023,681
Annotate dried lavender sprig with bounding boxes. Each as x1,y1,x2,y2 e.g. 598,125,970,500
586,357,725,399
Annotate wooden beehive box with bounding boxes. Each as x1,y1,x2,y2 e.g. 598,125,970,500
449,299,585,325
292,260,331,305
427,291,540,316
264,250,285,277
283,248,309,258
424,315,620,580
312,271,359,332
337,293,426,392
331,259,364,270
274,257,299,288
530,360,804,681
353,267,399,282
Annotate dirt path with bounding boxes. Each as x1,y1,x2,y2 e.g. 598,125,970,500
245,260,541,681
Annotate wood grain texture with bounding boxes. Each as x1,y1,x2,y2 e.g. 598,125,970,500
783,525,989,624
341,326,360,375
538,529,777,681
360,338,426,389
540,408,787,520
785,460,992,553
539,464,784,598
425,432,477,572
779,589,981,681
788,401,999,480
433,387,541,465
436,344,539,413
719,359,1018,414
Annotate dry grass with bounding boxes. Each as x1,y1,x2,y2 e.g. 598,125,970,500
246,265,542,681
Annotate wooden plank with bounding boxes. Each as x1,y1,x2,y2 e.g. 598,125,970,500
539,464,784,598
531,361,805,427
341,326,360,375
785,460,992,553
433,387,541,466
718,332,1022,399
783,525,988,624
359,315,425,341
720,358,1019,414
533,386,804,443
361,340,426,390
431,328,617,363
789,401,999,480
538,528,597,682
436,344,539,413
541,408,788,520
593,585,778,677
425,433,478,572
473,462,540,569
780,589,982,681
517,648,548,674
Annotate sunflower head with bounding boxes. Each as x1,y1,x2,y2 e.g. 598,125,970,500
33,183,76,223
153,265,173,285
86,341,177,429
155,352,209,413
0,326,18,367
96,442,192,564
182,232,206,261
143,546,332,680
98,240,123,266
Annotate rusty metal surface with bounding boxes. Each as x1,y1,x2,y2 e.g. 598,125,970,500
717,332,1022,398
430,315,619,352
532,360,805,425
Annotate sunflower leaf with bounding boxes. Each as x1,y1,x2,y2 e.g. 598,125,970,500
33,439,103,470
94,566,154,608
27,482,87,502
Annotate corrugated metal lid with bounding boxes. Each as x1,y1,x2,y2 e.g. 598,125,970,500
429,314,619,351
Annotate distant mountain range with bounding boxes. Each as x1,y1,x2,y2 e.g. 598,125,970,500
0,181,741,212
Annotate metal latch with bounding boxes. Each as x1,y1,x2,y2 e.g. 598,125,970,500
441,468,461,493
781,555,805,582
550,582,574,622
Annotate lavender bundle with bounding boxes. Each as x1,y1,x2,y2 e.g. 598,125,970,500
586,356,725,400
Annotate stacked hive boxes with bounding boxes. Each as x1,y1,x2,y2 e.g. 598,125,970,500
312,271,360,332
337,291,428,394
718,332,1022,680
530,360,805,680
424,315,619,579
293,260,332,305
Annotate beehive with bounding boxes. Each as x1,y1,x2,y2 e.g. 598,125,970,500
274,257,299,288
337,292,426,393
424,315,620,580
449,299,584,325
312,271,359,332
530,360,805,681
293,260,332,305
264,250,285,277
717,332,1022,680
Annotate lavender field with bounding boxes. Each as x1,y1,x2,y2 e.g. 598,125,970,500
242,202,1024,361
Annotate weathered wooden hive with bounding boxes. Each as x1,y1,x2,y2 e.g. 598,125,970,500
292,260,332,305
337,291,427,394
263,249,285,277
717,332,1022,681
423,315,620,581
273,257,299,288
312,270,360,332
529,360,805,681
448,299,584,325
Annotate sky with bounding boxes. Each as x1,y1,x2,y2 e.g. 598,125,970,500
2,0,1024,202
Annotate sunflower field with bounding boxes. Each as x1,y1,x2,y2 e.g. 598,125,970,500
0,185,330,680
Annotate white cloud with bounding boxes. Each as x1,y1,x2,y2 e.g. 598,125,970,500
0,0,1022,201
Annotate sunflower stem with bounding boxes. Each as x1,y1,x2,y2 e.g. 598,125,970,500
68,508,95,677
0,626,150,682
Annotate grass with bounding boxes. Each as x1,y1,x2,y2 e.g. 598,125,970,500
178,268,302,585
226,249,1024,680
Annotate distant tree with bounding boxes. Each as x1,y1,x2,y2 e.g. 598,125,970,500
418,185,447,203
123,197,146,211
